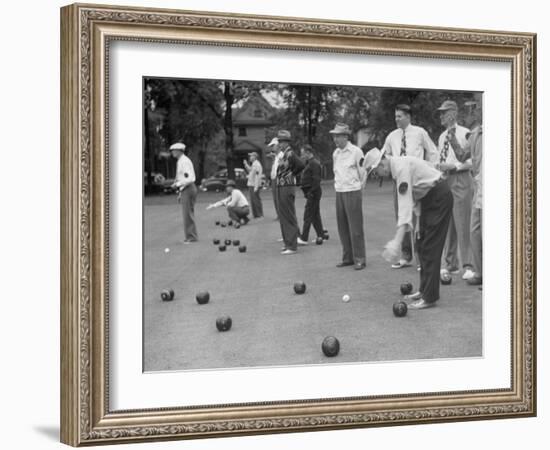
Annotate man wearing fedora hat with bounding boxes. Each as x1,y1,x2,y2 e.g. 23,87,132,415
243,151,264,219
331,123,367,270
436,100,475,281
381,104,440,270
205,179,250,225
274,130,305,255
169,142,198,243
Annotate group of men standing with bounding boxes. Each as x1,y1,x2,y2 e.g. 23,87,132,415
168,97,483,310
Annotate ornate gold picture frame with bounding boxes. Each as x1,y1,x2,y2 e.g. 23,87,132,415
60,3,536,446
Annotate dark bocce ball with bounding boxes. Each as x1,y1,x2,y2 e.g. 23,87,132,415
160,289,174,301
393,301,408,317
238,245,247,253
227,220,233,226
215,220,220,226
196,291,210,305
224,239,232,246
218,245,226,252
234,222,241,229
321,336,340,357
441,273,452,285
232,239,240,246
216,316,232,332
315,237,324,245
400,282,413,295
294,281,306,294
323,229,329,240
220,222,227,228
213,238,220,245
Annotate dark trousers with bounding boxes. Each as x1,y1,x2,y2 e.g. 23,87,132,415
301,188,324,241
335,190,366,264
180,183,198,241
271,184,280,219
393,182,413,261
248,186,263,218
416,180,454,303
277,186,300,251
227,205,250,222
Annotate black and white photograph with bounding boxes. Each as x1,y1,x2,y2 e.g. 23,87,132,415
143,78,483,372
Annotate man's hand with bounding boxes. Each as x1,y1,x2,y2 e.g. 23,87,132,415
382,239,401,264
437,162,456,172
206,204,215,210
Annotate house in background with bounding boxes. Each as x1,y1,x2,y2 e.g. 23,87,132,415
232,89,275,170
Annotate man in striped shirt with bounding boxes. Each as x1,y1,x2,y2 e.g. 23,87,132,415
275,130,305,255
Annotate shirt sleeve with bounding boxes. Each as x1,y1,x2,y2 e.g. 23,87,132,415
422,129,439,165
225,193,236,207
176,157,195,188
289,151,305,174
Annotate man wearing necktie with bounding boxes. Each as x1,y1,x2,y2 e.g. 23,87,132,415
381,104,439,269
436,100,475,281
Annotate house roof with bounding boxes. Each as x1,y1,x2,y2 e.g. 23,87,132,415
233,90,275,126
234,139,263,152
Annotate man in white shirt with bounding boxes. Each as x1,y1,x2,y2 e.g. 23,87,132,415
381,104,439,269
243,152,264,219
169,142,198,243
267,137,282,220
331,123,367,270
435,100,475,281
205,179,250,225
377,154,453,310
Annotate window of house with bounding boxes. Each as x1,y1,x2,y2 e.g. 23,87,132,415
238,127,247,136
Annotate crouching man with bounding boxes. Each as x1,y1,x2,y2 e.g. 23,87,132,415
206,179,250,225
376,152,454,310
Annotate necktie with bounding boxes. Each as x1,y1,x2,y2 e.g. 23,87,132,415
400,130,406,156
440,127,454,163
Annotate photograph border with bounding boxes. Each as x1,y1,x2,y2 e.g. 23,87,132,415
60,3,536,446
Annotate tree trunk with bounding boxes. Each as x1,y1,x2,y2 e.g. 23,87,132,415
224,82,235,180
144,106,154,193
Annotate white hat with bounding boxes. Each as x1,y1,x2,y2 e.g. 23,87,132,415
267,137,279,147
363,147,386,170
169,142,186,151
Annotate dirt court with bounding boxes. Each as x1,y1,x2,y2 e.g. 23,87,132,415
143,181,482,372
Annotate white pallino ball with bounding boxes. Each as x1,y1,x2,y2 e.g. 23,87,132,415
342,294,350,303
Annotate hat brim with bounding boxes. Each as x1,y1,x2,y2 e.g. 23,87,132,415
329,130,351,135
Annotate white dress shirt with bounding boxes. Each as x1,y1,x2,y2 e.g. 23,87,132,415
390,156,442,229
333,142,366,192
437,124,472,172
270,151,283,180
246,160,263,188
214,189,249,208
382,124,439,164
174,154,196,189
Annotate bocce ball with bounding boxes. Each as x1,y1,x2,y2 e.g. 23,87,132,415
213,238,220,245
400,282,413,295
294,281,306,294
322,336,340,357
232,239,240,246
164,247,170,253
196,291,210,305
323,232,329,240
342,294,350,302
234,223,241,229
161,289,174,301
219,245,226,252
220,222,226,228
227,220,233,226
216,316,232,332
315,237,324,245
215,220,220,226
393,301,408,317
238,245,247,253
441,274,452,285
224,239,232,246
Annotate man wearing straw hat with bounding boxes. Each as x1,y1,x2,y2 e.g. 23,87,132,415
436,100,475,281
169,142,198,243
275,130,305,255
331,123,367,270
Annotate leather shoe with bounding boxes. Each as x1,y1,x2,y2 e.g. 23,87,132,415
336,261,354,268
354,263,366,270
